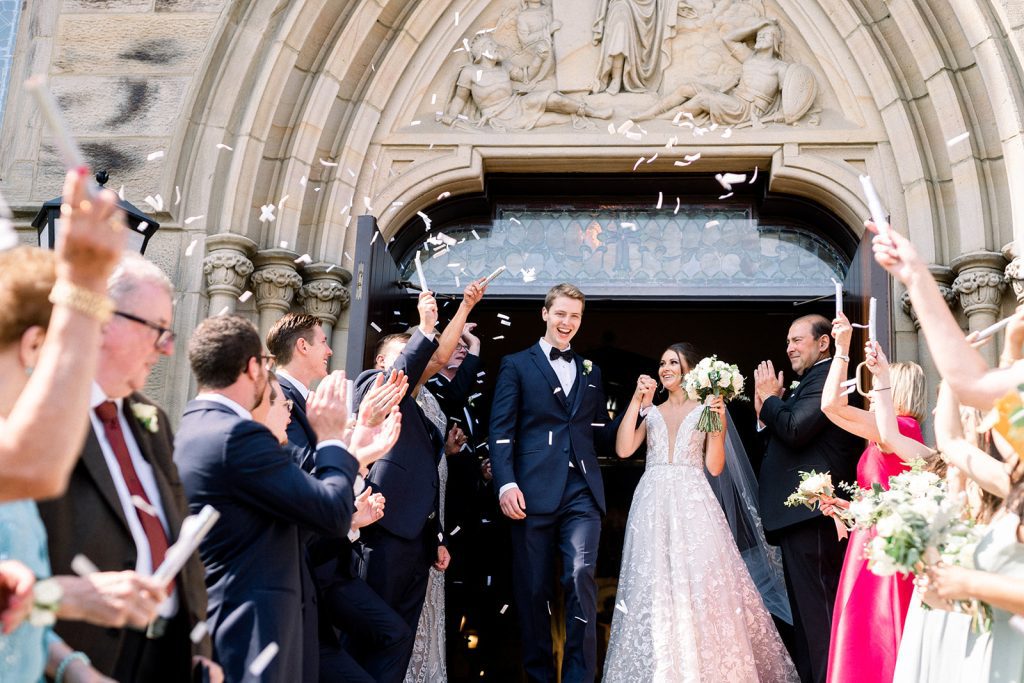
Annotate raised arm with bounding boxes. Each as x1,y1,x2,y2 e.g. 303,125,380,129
872,222,1024,408
934,380,1009,497
704,396,727,476
864,341,931,460
820,312,879,442
418,279,486,387
616,375,654,458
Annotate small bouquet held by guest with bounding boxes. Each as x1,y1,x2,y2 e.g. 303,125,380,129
682,356,745,433
785,470,855,538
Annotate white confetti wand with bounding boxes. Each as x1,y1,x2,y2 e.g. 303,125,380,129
831,278,843,319
152,505,220,585
25,76,97,195
974,315,1013,341
858,175,890,240
868,297,877,344
481,265,506,287
414,251,429,292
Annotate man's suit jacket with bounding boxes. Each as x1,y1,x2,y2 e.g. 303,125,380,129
488,345,614,515
174,399,358,683
37,394,210,681
757,360,863,533
427,354,482,447
355,328,444,542
278,375,317,470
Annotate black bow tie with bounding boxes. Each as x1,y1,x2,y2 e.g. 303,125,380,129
549,347,573,362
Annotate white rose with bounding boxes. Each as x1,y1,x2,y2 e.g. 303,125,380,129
875,514,903,538
906,472,941,497
867,537,898,576
699,372,711,389
799,473,830,495
732,374,743,393
718,374,732,389
848,498,875,523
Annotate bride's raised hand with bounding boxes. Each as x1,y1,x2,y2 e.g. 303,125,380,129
706,395,727,432
633,375,655,405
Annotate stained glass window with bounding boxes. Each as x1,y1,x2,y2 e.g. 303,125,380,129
0,0,21,131
402,206,848,298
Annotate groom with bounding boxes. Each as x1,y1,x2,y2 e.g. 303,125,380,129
489,282,616,683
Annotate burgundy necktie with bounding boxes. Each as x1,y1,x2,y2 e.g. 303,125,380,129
94,401,171,582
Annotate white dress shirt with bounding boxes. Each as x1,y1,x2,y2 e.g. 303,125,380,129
499,339,577,498
194,392,253,420
275,368,310,401
89,383,177,617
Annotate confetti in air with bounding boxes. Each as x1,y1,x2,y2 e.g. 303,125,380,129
185,239,198,257
492,335,505,340
750,166,759,183
294,254,312,265
410,120,421,126
143,194,164,212
615,601,628,614
721,128,733,138
715,173,747,191
438,191,451,200
147,150,165,161
184,215,204,226
674,197,681,214
217,306,231,316
370,322,382,332
417,211,432,231
71,554,99,577
190,621,208,644
259,204,276,223
319,158,338,167
238,291,253,302
705,220,720,229
249,642,280,677
216,143,233,151
947,131,970,147
719,192,734,199
131,495,158,518
521,267,536,283
450,526,461,536
279,240,288,248
633,157,645,171
471,229,480,240
174,186,181,206
364,196,373,211
655,192,663,209
299,176,307,188
500,604,509,614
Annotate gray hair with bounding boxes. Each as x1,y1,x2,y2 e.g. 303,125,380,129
107,253,173,307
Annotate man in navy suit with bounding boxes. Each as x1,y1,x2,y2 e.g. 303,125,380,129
489,282,616,683
355,283,484,673
174,315,360,683
755,314,861,683
268,312,412,683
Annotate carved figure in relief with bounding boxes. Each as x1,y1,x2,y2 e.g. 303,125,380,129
438,34,611,132
635,17,817,126
591,0,679,94
512,0,561,91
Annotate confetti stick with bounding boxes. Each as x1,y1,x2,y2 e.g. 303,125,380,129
25,76,93,189
974,315,1014,341
152,505,220,585
831,278,843,319
249,642,279,676
868,297,877,344
238,291,252,303
414,251,429,292
71,554,99,577
481,265,506,286
859,175,890,239
345,378,354,418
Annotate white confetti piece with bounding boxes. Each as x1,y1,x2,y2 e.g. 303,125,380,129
185,239,198,257
319,158,338,167
249,642,279,677
497,313,509,320
719,192,734,199
615,601,628,614
547,601,552,615
217,306,230,316
347,168,356,178
431,93,437,105
673,160,690,167
521,267,536,283
455,11,460,25
581,461,587,474
417,211,432,231
568,461,575,468
216,143,233,151
147,150,165,161
259,204,276,222
438,191,451,200
143,194,164,212
184,215,204,225
607,122,616,135
721,128,733,138
477,371,486,377
410,120,421,126
294,254,312,265
438,532,444,542
621,221,637,231
548,431,553,445
715,173,746,191
500,604,508,614
492,335,505,340
633,157,645,171
450,526,461,536
705,220,720,228
625,131,642,141
574,616,587,623
343,251,353,262
655,192,663,209
617,120,635,135
509,216,522,225
500,319,511,326
299,175,307,188
238,291,252,302
750,166,759,183
190,620,208,644
370,231,378,246
117,185,125,201
553,387,562,395
591,423,606,427
674,197,681,215
646,153,658,164
71,554,98,577
364,196,373,211
279,194,290,206
947,131,970,147
495,439,510,444
684,153,701,162
370,322,382,332
131,495,158,518
664,135,677,149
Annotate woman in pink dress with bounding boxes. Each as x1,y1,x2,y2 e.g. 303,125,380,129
818,315,931,683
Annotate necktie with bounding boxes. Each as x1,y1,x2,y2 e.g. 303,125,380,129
549,346,573,362
94,401,171,583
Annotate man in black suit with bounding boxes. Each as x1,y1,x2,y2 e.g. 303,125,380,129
38,255,221,683
267,313,412,683
755,314,861,683
489,283,617,683
354,283,484,673
174,315,362,683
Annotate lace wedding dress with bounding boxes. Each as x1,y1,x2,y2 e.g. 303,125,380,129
405,387,448,683
603,406,799,682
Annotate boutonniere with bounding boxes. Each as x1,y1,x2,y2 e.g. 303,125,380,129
582,359,593,376
789,381,800,391
130,402,159,433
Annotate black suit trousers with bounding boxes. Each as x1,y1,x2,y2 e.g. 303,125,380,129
777,515,847,683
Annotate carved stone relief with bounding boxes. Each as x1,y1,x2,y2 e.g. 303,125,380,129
432,0,819,132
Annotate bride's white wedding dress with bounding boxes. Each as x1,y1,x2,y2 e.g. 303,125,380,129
603,406,799,682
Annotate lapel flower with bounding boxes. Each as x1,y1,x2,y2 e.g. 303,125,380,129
130,402,159,433
582,359,593,376
789,380,800,391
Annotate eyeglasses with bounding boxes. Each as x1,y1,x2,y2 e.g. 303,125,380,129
275,398,294,411
259,354,277,373
114,311,176,350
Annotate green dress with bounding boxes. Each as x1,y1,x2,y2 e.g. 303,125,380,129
975,512,1024,682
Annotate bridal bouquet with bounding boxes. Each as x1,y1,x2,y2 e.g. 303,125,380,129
682,356,745,433
784,470,854,538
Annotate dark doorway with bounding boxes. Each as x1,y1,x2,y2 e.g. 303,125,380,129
440,295,834,682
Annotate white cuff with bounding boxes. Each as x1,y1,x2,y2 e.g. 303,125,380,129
353,475,365,495
756,421,766,432
498,483,519,497
317,439,347,450
347,528,360,543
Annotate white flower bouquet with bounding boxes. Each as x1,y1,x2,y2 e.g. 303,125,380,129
682,356,745,433
785,469,855,538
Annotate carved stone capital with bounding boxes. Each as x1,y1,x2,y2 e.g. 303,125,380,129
928,265,958,311
202,234,258,300
298,263,351,326
1005,257,1024,305
899,290,919,330
252,249,303,313
951,251,1008,319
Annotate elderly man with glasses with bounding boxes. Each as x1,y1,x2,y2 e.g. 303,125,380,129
37,254,223,683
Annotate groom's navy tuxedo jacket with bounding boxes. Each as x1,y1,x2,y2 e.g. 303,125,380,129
757,359,862,533
489,343,615,515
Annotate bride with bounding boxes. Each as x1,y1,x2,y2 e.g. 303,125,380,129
603,343,799,682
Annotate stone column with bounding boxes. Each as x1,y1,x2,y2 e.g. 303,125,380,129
298,262,351,348
251,248,303,340
951,251,1007,366
202,234,257,317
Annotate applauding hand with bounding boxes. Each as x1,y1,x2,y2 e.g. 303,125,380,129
358,370,408,428
754,360,785,405
350,407,403,470
351,487,386,530
307,371,350,442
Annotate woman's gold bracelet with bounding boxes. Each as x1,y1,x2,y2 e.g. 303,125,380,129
48,281,115,323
